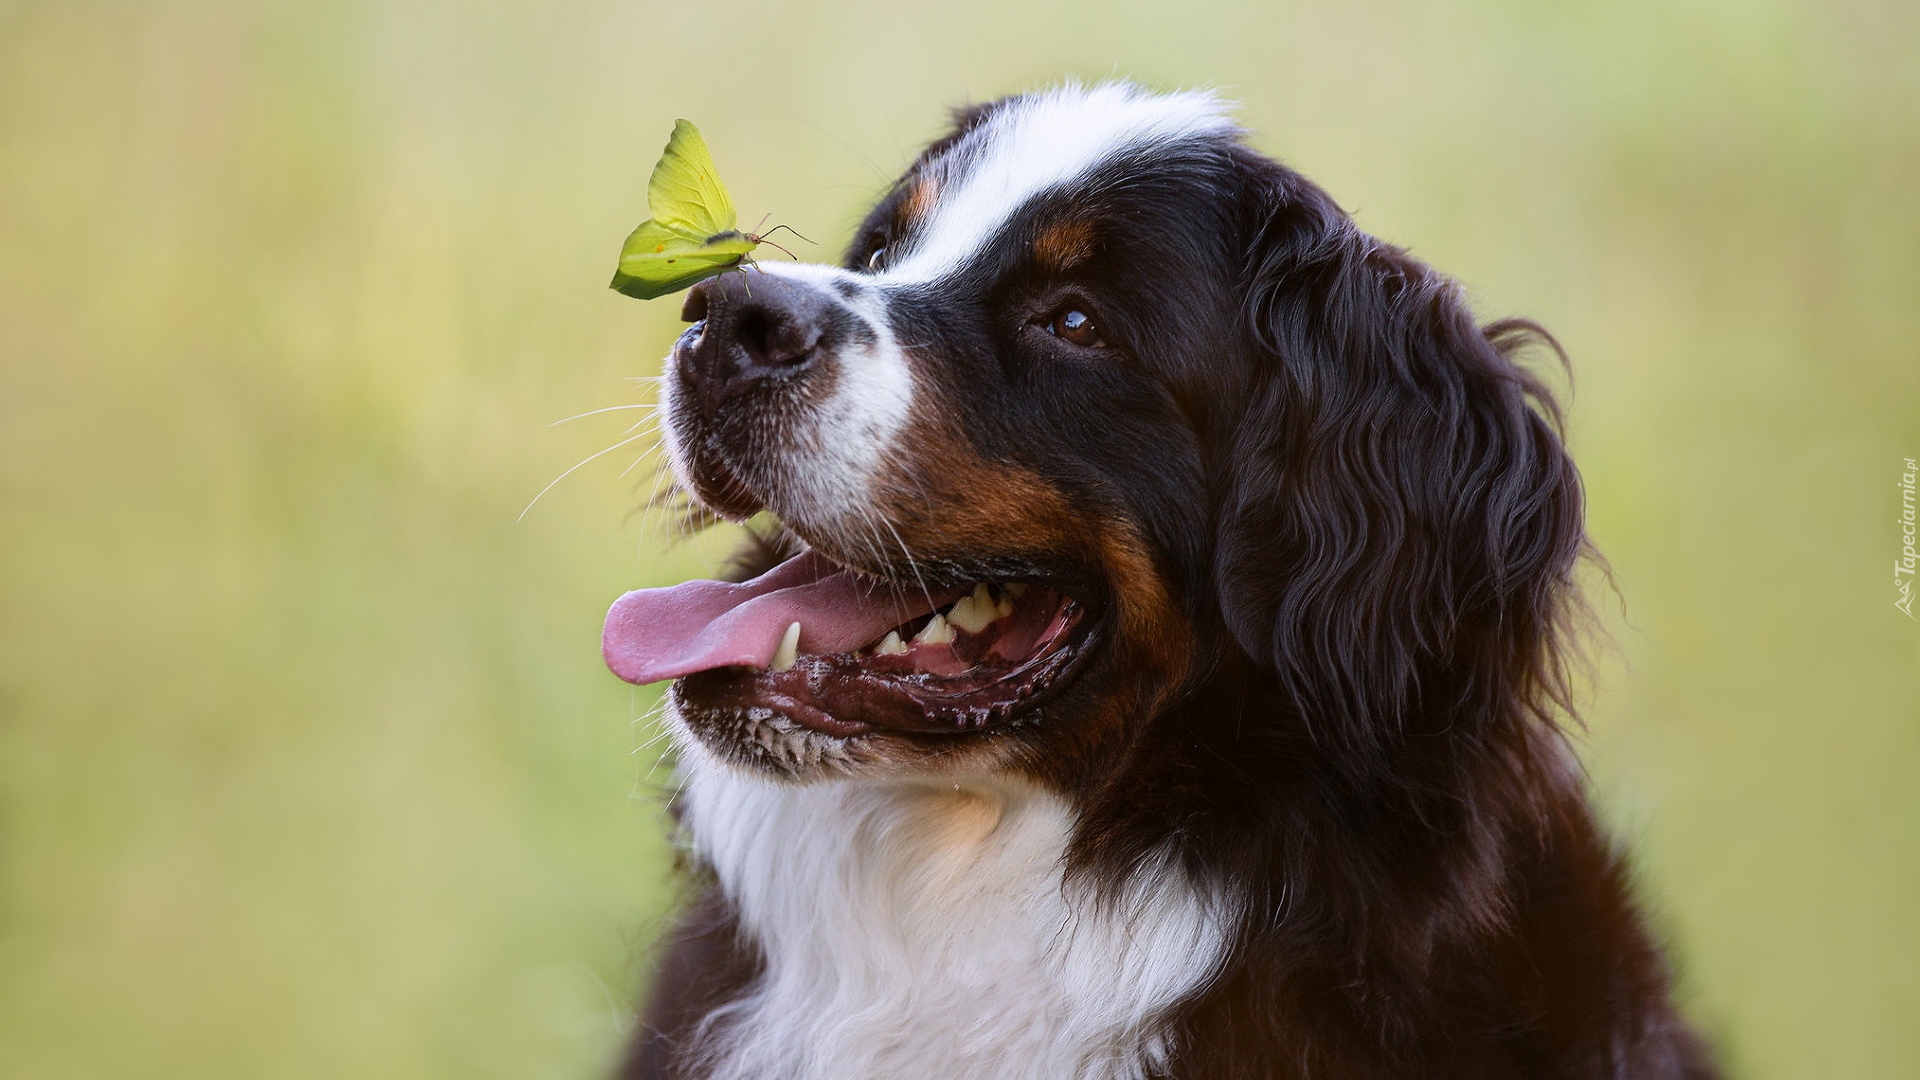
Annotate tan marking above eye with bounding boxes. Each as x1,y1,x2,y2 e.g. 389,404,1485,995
901,176,939,228
1032,220,1098,272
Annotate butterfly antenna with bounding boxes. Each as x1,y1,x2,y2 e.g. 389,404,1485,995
759,223,814,245
759,237,799,260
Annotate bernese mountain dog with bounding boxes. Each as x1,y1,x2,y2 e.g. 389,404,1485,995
602,82,1717,1080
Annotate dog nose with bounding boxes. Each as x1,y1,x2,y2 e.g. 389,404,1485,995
677,273,827,411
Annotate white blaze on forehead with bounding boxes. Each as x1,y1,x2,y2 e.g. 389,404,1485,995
885,83,1237,284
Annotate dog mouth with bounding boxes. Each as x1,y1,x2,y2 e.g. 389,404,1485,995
603,550,1091,737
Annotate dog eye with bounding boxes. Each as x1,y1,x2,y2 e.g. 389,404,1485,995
1045,308,1105,348
867,246,887,271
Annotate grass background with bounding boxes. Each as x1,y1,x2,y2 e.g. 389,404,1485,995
1,0,1915,1076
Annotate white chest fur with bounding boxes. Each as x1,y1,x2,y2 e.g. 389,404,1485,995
676,748,1230,1080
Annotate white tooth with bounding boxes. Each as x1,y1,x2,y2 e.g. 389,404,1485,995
1003,582,1029,600
912,612,955,646
945,597,979,631
769,621,801,672
875,630,908,656
947,584,1003,633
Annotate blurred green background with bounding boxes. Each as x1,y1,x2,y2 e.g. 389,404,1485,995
1,0,1915,1076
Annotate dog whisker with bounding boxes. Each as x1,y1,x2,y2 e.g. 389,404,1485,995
548,403,655,427
518,430,654,522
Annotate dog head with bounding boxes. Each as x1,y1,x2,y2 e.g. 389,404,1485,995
604,83,1584,789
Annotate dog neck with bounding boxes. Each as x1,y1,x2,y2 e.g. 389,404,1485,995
676,744,1230,1080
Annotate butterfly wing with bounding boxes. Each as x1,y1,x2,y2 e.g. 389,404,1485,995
647,119,738,237
610,219,757,300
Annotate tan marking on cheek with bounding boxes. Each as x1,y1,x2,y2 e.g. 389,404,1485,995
1092,526,1192,701
811,444,1197,789
1032,220,1098,273
875,447,1191,693
864,414,1186,639
891,460,1080,556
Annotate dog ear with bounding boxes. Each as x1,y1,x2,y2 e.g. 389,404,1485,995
1215,190,1586,758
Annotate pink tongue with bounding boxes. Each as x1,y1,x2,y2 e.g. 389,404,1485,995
602,552,966,685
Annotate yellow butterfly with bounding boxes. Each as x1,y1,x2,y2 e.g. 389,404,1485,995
610,120,799,300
